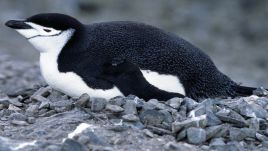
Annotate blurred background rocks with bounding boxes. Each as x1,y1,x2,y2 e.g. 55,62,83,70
0,0,268,88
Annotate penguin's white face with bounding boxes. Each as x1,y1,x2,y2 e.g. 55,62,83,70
15,22,75,54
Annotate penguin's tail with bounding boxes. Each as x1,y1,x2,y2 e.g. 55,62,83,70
233,85,268,96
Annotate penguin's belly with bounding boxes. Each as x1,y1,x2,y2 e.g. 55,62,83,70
141,70,185,95
40,53,123,99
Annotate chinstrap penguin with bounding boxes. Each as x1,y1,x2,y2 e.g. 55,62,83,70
5,13,266,100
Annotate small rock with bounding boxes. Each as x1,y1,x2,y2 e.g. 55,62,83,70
75,93,90,107
77,135,90,144
8,104,21,111
253,87,268,96
206,111,222,126
11,120,29,126
91,98,107,112
139,110,165,126
32,86,51,97
148,99,166,110
229,127,247,141
172,115,207,133
210,137,225,146
108,96,126,106
182,97,199,111
147,125,173,135
166,97,183,109
122,114,139,122
256,133,268,142
206,125,224,140
26,104,39,115
8,112,27,121
39,110,57,117
82,130,107,146
187,127,206,144
8,98,23,107
50,100,73,110
105,104,124,113
216,108,247,127
238,103,268,119
143,129,154,138
27,117,36,124
123,99,137,115
30,95,47,102
39,100,50,109
241,128,256,138
0,97,10,107
176,129,186,141
44,145,61,151
62,139,87,151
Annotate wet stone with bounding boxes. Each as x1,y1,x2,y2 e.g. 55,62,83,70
139,110,165,126
62,139,87,151
187,127,206,145
123,99,137,115
75,93,90,107
172,115,207,133
91,98,107,112
122,114,139,122
165,97,183,109
105,104,124,113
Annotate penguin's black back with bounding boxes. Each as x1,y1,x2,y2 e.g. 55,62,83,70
58,21,237,99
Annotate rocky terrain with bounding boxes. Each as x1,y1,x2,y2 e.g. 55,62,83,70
1,56,268,151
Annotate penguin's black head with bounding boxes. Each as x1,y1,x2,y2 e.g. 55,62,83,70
5,13,83,53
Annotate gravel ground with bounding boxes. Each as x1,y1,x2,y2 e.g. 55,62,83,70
1,55,268,151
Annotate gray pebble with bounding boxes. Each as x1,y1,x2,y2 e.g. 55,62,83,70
8,98,23,107
30,95,47,102
183,97,199,111
8,112,27,121
206,111,222,126
229,127,247,141
39,100,50,109
238,103,268,119
105,104,124,113
165,97,183,109
26,104,39,115
8,104,21,111
75,93,90,107
91,98,107,112
216,108,247,127
253,87,268,96
27,117,36,124
176,129,186,141
206,125,224,140
11,120,29,126
62,139,87,151
123,99,137,115
187,127,206,144
108,96,126,106
122,114,139,122
256,133,268,142
172,115,207,133
139,110,165,126
143,129,154,138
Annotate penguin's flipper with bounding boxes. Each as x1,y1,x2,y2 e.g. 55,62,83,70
99,60,184,101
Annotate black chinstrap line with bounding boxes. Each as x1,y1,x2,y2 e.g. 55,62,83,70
27,31,63,40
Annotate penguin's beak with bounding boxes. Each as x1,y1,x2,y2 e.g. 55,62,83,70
5,20,32,29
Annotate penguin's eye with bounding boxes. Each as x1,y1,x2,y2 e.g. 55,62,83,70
43,29,51,32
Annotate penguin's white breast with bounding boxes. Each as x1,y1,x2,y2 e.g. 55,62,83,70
141,70,185,95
